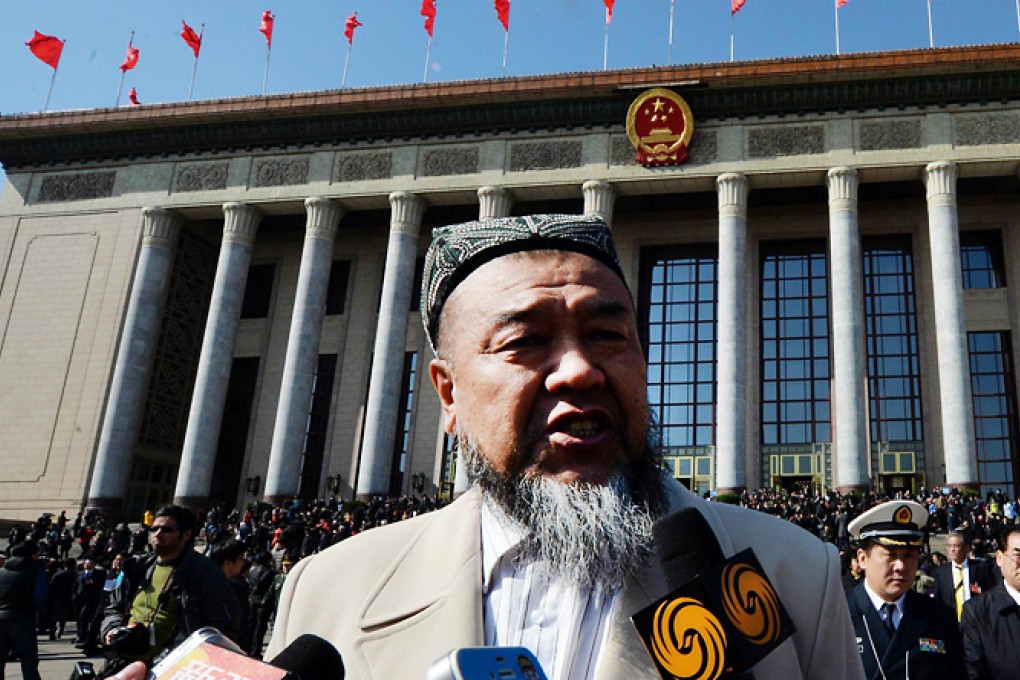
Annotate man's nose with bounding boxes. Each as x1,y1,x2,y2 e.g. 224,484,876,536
545,342,606,391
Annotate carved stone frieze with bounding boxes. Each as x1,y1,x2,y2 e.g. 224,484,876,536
335,152,393,182
610,136,637,166
420,147,479,177
509,141,582,172
253,156,310,187
859,120,921,151
688,130,718,164
174,162,229,193
748,125,824,158
955,113,1020,146
37,171,116,202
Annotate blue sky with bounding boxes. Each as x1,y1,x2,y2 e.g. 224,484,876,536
3,1,1020,115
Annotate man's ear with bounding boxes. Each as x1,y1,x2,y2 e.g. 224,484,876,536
429,358,457,434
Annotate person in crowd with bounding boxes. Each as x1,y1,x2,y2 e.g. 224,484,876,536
265,214,862,679
0,541,47,680
845,500,964,680
209,539,250,648
73,557,107,653
47,557,76,640
100,505,240,675
245,551,276,658
961,524,1020,679
931,530,997,621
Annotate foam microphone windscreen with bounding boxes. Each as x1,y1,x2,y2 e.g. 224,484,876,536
267,634,346,680
652,506,725,591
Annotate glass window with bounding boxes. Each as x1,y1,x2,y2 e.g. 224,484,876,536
760,242,830,446
240,263,276,319
969,332,1019,496
640,246,717,449
298,354,337,498
389,352,419,495
864,239,923,445
960,231,1006,289
324,260,352,315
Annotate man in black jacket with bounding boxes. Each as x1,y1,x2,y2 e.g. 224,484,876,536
100,505,240,673
961,525,1020,680
931,530,997,621
0,541,47,680
845,500,965,680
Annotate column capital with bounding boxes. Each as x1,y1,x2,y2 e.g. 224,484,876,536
141,207,183,250
477,186,514,219
304,197,345,242
222,202,263,246
582,180,617,226
924,160,958,207
826,166,859,211
389,191,427,236
716,173,749,218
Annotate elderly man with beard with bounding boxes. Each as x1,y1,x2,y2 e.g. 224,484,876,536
265,214,862,680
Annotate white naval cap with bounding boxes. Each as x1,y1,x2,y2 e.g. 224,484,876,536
848,500,928,549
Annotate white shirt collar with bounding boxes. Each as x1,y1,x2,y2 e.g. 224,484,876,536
1004,580,1020,607
863,578,905,615
480,498,525,593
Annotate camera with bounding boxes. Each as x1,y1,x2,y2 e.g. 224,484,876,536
105,623,150,657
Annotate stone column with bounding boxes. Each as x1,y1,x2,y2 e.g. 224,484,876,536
715,174,750,494
924,161,978,489
478,186,514,220
264,198,345,505
583,180,617,227
828,167,870,492
356,192,426,498
88,208,182,515
175,202,262,508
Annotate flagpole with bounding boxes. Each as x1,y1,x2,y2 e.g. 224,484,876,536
730,13,735,62
1015,0,1019,40
263,43,272,95
43,53,61,112
343,43,352,87
834,1,841,55
502,30,509,77
188,24,204,100
603,16,610,70
668,0,675,66
116,31,134,107
926,0,933,48
424,35,432,83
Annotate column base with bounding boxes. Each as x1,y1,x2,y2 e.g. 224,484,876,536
172,496,211,514
836,484,871,495
264,495,292,508
86,497,123,519
355,492,386,503
945,481,980,493
715,487,746,497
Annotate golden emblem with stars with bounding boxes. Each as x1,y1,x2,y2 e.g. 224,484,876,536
626,87,694,166
893,505,913,525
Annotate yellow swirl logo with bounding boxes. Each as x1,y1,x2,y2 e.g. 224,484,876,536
720,562,781,646
650,597,727,680
894,505,913,524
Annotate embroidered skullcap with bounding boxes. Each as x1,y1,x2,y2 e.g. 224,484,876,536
848,500,928,549
421,213,625,354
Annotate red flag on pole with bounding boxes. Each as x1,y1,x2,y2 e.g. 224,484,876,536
494,0,510,31
128,87,141,105
604,0,615,25
120,44,139,72
732,0,745,14
421,0,437,37
26,31,63,69
344,13,363,45
259,11,275,47
181,20,202,57
837,0,850,6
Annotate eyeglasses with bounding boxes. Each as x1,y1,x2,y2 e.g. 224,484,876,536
148,525,179,534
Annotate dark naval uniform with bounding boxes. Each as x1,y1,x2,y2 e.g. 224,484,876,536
847,579,965,679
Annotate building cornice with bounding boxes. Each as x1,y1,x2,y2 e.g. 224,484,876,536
2,43,1020,171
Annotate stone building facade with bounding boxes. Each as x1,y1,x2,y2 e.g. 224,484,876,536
1,44,1019,521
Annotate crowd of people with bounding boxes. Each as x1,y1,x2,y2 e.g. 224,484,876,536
2,483,1019,679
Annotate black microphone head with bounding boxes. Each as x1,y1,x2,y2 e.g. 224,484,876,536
652,507,726,591
267,634,345,680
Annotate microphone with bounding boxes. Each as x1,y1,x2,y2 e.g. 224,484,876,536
148,628,344,680
629,508,795,680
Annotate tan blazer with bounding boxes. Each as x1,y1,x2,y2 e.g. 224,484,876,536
267,481,864,680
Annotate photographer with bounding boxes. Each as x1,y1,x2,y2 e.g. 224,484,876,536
99,505,240,676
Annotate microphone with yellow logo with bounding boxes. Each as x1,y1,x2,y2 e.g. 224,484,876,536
630,508,796,680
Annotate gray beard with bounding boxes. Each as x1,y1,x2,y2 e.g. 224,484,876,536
459,429,668,591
